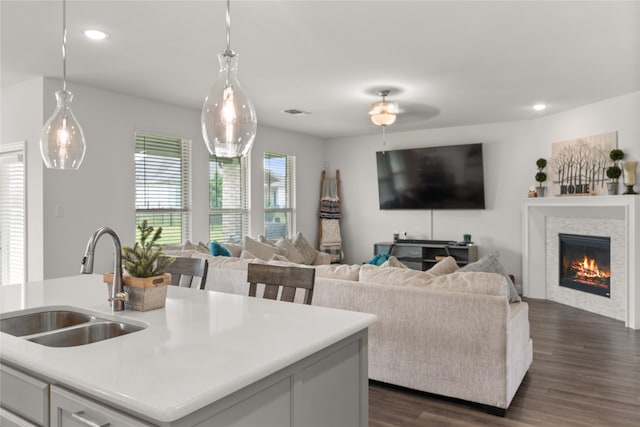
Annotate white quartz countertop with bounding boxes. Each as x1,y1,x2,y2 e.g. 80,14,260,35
0,275,377,422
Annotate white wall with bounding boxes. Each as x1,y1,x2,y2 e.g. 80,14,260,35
1,78,45,282
6,79,324,280
325,91,640,283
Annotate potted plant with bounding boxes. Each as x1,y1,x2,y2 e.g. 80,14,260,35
535,158,548,197
606,149,624,195
104,220,175,311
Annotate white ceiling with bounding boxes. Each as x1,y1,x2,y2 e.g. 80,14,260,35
2,0,639,139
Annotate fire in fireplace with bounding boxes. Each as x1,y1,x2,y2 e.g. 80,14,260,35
559,233,611,298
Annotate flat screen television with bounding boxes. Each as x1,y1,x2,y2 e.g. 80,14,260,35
376,143,486,210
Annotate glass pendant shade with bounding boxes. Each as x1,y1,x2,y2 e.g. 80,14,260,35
40,90,86,169
369,100,398,126
201,53,257,158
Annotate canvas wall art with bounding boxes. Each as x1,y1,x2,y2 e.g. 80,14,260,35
549,131,617,196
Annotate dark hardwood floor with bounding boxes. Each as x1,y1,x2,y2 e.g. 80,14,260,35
369,298,640,427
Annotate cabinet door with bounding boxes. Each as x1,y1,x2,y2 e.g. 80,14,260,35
0,364,49,426
50,386,150,427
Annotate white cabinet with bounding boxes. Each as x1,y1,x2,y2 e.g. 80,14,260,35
50,386,150,427
0,364,49,426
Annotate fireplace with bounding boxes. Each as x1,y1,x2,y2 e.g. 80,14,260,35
559,233,611,298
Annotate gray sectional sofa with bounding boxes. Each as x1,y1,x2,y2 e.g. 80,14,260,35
164,248,533,413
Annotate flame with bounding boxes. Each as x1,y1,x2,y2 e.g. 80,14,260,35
571,255,610,282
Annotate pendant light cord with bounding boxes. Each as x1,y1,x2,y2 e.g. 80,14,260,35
62,0,67,91
224,0,234,57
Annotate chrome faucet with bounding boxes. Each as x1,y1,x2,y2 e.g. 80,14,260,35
80,226,129,311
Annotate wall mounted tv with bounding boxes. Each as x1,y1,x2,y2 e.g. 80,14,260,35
376,143,486,210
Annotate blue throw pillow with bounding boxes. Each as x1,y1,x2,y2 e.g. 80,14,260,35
366,253,390,266
209,242,232,257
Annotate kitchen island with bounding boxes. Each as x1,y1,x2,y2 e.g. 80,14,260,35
0,275,376,426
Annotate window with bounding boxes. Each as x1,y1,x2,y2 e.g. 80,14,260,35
264,153,296,240
0,142,25,285
135,133,191,245
209,156,248,243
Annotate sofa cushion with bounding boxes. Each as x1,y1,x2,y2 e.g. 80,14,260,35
315,264,361,281
183,240,210,254
225,243,243,258
416,271,509,296
292,232,317,265
459,250,521,302
275,237,306,264
359,264,434,287
242,236,285,261
425,256,459,276
312,251,332,265
379,256,409,269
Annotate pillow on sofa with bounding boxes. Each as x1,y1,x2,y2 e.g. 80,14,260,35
242,236,285,261
366,253,390,266
459,250,521,302
379,256,409,269
315,264,361,281
209,242,232,257
420,271,509,296
359,264,433,287
183,240,210,254
275,237,306,264
225,243,243,258
240,249,258,259
425,256,459,276
292,232,317,265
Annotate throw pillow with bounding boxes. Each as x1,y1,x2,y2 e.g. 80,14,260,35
242,236,285,261
380,256,409,269
425,256,459,276
359,264,434,287
225,243,243,258
459,250,521,302
275,237,306,264
366,253,390,266
209,242,232,257
240,250,258,259
292,232,317,265
258,235,278,246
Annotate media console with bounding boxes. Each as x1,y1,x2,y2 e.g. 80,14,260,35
374,240,478,271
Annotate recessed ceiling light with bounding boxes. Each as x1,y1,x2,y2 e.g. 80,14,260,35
84,30,109,40
532,103,547,111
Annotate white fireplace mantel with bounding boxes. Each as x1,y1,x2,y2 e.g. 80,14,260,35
522,195,639,329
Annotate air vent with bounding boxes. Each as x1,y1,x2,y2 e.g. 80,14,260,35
283,109,310,115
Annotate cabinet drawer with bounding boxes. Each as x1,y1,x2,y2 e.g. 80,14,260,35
0,364,49,426
0,408,40,427
50,386,150,427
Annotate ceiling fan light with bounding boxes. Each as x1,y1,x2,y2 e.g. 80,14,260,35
369,100,398,126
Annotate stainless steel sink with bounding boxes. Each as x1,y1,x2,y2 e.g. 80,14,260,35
28,321,145,347
0,310,93,337
0,306,146,347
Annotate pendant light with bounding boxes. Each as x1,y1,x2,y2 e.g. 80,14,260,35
201,0,257,158
40,0,86,170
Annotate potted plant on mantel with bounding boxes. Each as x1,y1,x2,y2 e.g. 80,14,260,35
104,220,175,311
606,149,624,195
535,158,548,197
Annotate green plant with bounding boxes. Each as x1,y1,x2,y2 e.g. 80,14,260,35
607,149,624,183
122,220,175,278
535,158,547,187
536,158,547,169
606,165,622,180
609,149,624,162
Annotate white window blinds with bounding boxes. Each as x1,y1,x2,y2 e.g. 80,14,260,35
264,152,296,240
0,142,25,285
209,156,248,243
135,133,191,245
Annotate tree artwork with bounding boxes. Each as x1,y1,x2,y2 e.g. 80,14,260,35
549,132,618,196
